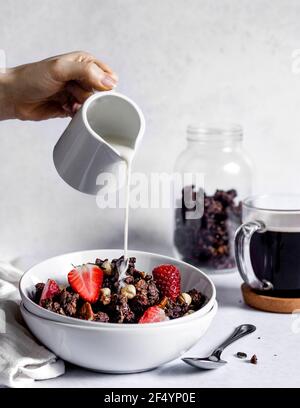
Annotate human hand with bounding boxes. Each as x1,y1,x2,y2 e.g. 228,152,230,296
0,51,118,121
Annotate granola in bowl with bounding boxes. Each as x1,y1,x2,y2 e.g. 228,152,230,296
33,256,206,324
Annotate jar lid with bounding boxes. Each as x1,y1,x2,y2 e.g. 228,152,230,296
187,123,243,142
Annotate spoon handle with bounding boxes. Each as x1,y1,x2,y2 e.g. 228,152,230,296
211,324,256,359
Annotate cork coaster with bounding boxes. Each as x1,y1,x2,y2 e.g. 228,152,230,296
241,283,300,314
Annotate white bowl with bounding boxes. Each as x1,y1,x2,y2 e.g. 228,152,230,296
21,300,218,373
20,249,216,326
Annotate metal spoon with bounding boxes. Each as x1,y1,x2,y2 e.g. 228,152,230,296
182,324,256,370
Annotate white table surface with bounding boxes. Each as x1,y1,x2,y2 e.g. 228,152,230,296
30,271,300,388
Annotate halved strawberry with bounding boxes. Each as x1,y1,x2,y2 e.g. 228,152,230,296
139,306,168,324
39,279,60,306
68,263,103,303
152,264,181,301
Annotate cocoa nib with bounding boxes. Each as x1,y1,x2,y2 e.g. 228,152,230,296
165,299,189,319
94,311,109,322
250,354,258,365
107,294,135,323
41,298,65,315
188,288,206,309
103,273,119,292
129,294,149,318
59,288,79,317
34,282,45,303
129,277,159,319
147,281,160,305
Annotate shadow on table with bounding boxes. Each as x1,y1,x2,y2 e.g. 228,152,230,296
156,362,211,377
63,362,209,380
63,363,162,379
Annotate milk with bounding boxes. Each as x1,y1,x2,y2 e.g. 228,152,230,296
109,136,135,285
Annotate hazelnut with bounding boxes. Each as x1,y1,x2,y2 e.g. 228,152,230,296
100,287,111,305
121,284,136,299
179,292,192,306
102,260,113,276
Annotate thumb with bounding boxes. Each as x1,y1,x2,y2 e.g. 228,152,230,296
51,59,117,91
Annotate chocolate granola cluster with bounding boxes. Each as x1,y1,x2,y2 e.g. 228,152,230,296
34,256,205,324
174,187,242,270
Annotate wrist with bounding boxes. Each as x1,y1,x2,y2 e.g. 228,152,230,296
0,69,16,120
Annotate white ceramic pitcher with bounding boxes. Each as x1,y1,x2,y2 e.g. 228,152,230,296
53,91,145,195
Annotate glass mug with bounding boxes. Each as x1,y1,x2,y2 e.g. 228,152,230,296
235,194,300,295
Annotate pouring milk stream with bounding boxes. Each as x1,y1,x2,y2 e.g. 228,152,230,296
107,135,135,283
53,92,145,285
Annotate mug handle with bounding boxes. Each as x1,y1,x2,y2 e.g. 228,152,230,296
234,220,273,290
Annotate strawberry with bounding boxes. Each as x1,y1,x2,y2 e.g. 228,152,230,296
152,264,181,301
68,263,103,303
39,279,60,306
138,306,168,324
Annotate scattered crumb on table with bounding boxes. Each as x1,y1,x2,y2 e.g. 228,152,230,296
236,351,247,359
250,354,258,364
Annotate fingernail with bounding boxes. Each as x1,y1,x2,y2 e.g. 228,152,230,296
102,75,117,89
109,72,119,82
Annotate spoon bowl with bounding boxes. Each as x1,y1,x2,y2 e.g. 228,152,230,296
182,356,227,370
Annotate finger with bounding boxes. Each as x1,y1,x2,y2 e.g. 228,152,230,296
66,82,93,103
46,50,93,64
54,51,116,77
52,60,117,91
94,59,118,82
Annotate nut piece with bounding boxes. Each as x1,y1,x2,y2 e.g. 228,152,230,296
178,292,192,306
100,287,111,305
121,284,136,300
79,302,94,320
102,260,113,276
157,296,168,309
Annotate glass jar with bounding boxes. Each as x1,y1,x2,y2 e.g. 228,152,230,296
173,124,253,273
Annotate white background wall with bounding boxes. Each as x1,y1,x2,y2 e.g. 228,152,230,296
1,0,300,264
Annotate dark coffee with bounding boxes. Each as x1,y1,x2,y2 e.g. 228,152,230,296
250,230,300,295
